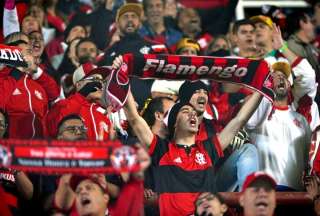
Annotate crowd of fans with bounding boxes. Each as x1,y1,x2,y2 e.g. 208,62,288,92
2,0,320,215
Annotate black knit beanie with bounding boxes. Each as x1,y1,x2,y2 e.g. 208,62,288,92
167,102,189,140
178,81,209,103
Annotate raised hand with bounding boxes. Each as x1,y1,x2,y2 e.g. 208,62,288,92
112,55,124,70
272,23,284,51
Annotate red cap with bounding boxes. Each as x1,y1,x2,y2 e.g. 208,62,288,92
69,175,106,192
72,62,112,85
242,171,276,192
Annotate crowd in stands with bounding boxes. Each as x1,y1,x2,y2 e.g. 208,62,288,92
2,0,320,215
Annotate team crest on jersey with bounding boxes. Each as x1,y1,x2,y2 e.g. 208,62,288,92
293,118,302,128
195,152,206,165
34,90,43,100
139,46,151,54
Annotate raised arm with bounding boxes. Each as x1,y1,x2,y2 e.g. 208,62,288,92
54,174,75,211
112,55,154,146
124,91,154,146
218,91,263,150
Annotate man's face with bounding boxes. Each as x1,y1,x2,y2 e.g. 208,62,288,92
21,16,40,34
117,11,141,35
77,41,98,64
209,38,229,52
0,112,7,138
67,26,86,43
189,89,208,115
177,9,201,35
235,24,255,50
196,193,228,216
75,179,109,216
301,15,316,42
145,0,164,24
240,182,276,216
57,119,88,141
272,71,290,100
178,47,198,56
255,22,272,46
29,31,45,58
175,105,199,134
162,98,175,114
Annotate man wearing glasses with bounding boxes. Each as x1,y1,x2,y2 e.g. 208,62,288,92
56,114,88,141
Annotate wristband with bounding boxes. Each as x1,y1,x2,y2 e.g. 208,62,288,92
279,42,288,53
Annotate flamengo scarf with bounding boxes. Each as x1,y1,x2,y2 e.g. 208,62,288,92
105,53,274,110
0,44,28,67
0,139,140,174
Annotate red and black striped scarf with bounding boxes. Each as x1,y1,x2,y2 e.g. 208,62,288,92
106,54,274,110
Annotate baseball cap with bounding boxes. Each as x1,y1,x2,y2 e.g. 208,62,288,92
250,15,274,29
116,3,143,22
272,61,291,78
242,171,276,192
151,80,184,95
69,175,106,192
176,38,201,54
72,62,111,85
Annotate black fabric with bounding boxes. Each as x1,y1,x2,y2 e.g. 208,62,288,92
167,102,189,140
78,81,102,97
178,80,209,103
89,7,114,50
9,68,23,81
154,165,216,193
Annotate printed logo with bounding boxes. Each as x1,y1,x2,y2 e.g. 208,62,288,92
34,90,43,100
140,46,151,54
173,157,182,163
293,118,302,128
195,152,206,165
12,88,22,95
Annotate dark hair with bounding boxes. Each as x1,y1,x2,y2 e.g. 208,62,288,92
232,19,255,34
0,109,9,138
142,97,173,127
75,37,98,57
142,0,165,12
286,11,310,35
4,32,29,46
57,114,83,133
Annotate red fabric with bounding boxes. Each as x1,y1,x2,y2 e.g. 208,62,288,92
16,2,28,24
0,186,12,216
159,192,199,216
47,93,112,140
178,0,229,9
46,12,66,33
311,126,320,175
0,67,49,138
296,94,313,124
38,64,60,101
45,36,65,63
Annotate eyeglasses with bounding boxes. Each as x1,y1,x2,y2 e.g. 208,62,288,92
62,125,87,134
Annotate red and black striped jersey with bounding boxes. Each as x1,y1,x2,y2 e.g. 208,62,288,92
149,135,223,216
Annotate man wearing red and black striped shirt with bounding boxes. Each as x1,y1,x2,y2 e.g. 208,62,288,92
119,60,263,216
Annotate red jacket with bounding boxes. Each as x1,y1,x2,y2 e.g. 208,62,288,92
0,67,50,138
47,93,112,140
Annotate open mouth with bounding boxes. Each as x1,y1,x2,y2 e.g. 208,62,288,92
81,197,91,206
255,201,268,208
190,118,197,127
277,82,285,90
